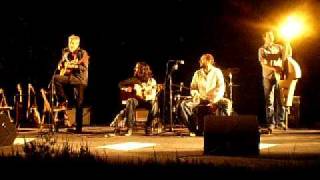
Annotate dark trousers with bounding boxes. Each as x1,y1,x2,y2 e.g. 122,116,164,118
54,75,86,131
179,98,231,134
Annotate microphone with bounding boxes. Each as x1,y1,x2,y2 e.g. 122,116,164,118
179,82,184,92
168,60,185,64
177,60,184,64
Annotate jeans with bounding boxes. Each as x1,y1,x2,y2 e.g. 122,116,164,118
179,98,231,133
125,98,158,129
263,77,285,126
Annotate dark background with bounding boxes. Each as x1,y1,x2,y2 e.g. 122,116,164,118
0,0,319,126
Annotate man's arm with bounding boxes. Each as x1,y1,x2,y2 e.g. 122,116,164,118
190,71,199,97
78,50,90,69
258,47,282,73
211,69,225,103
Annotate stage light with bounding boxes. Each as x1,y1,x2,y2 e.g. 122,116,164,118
278,14,307,41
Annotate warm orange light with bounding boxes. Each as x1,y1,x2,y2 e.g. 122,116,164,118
279,14,307,41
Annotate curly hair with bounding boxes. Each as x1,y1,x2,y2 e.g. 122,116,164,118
134,62,153,82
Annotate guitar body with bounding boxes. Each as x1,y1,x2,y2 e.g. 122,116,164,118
59,60,79,76
278,57,301,106
120,86,143,104
120,83,159,104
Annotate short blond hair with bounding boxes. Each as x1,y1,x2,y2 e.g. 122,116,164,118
68,34,80,42
199,53,215,65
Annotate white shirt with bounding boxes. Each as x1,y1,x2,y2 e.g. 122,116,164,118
134,78,157,101
190,65,225,104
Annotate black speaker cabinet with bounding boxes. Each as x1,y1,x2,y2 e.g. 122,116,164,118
204,115,260,156
0,113,17,146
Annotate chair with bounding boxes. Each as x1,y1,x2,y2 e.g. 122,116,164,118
278,57,302,129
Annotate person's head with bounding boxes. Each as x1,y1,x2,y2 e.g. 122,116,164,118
263,31,274,45
199,53,215,70
134,62,153,82
68,34,80,52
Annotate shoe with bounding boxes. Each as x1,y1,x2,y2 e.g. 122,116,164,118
105,133,116,137
189,132,196,137
267,124,275,130
125,128,132,136
67,128,82,134
277,122,286,129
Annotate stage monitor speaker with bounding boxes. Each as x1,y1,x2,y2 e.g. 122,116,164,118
0,113,17,146
204,115,260,156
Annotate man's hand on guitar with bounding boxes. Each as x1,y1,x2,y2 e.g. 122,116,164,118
59,59,79,76
273,66,283,74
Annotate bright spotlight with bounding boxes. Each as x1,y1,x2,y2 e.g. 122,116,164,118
279,15,305,41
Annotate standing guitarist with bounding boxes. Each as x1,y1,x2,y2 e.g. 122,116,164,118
54,34,90,133
258,31,292,131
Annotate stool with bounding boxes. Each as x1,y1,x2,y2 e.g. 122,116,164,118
134,108,149,130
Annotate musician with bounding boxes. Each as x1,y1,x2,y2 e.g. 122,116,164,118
179,53,231,136
54,34,90,133
258,31,292,130
115,62,158,136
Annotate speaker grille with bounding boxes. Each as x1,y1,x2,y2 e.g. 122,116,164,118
204,115,260,156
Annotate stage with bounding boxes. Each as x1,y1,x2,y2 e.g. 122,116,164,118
2,126,320,163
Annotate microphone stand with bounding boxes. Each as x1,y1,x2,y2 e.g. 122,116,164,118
162,61,169,131
165,61,179,132
46,58,63,133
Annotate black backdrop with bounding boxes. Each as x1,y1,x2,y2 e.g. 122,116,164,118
0,0,319,126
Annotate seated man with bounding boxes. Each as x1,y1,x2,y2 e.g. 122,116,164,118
112,62,158,136
53,34,90,133
179,53,231,136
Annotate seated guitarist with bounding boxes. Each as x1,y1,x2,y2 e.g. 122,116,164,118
117,62,158,136
54,34,90,133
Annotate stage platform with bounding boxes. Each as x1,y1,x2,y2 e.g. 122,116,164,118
1,126,320,162
1,126,320,177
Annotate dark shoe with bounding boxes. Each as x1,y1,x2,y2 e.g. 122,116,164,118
67,128,82,134
277,122,286,129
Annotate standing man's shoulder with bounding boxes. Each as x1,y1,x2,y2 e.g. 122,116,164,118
273,43,283,50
